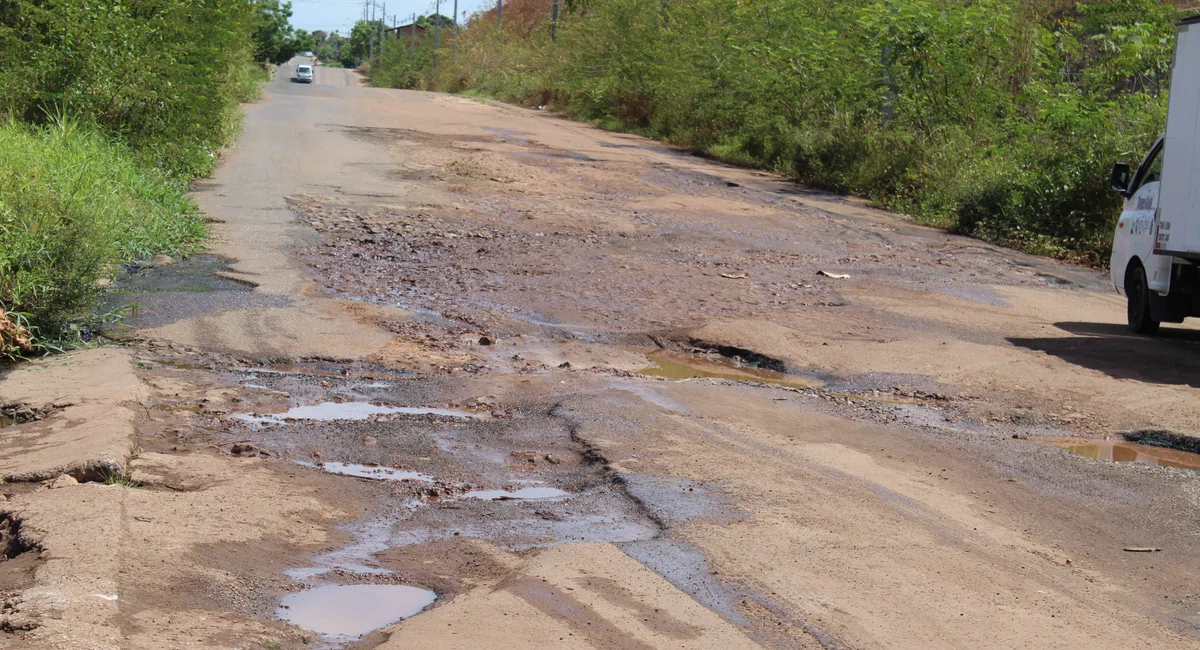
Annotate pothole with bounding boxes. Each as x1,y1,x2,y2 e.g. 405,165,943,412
462,487,571,501
278,584,436,642
1123,429,1200,455
689,341,790,373
638,349,821,388
1043,438,1200,472
297,461,434,482
233,402,490,426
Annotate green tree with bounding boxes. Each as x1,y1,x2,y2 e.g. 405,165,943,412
417,13,454,28
346,19,382,63
253,0,298,64
291,28,318,54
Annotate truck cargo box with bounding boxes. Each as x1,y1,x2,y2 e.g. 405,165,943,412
1157,16,1200,258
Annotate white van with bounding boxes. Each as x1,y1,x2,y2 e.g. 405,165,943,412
1109,16,1200,333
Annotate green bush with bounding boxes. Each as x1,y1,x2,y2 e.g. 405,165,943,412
371,0,1186,264
0,0,284,353
0,0,262,178
0,119,204,344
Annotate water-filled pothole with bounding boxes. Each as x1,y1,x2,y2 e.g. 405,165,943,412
639,350,820,389
278,584,435,642
298,461,433,482
1044,439,1200,472
234,402,489,425
463,487,571,500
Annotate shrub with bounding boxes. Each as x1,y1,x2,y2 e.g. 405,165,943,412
0,119,204,347
368,0,1186,264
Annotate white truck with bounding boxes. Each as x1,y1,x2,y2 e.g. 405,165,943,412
1110,15,1200,333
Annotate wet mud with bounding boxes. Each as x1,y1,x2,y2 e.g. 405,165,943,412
131,340,822,646
99,254,287,331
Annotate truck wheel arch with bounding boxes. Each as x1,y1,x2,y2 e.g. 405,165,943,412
1124,256,1145,288
1117,256,1145,296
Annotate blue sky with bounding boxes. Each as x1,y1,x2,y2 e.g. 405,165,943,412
290,0,495,35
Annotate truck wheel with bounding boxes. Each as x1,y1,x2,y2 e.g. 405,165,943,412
1127,265,1160,335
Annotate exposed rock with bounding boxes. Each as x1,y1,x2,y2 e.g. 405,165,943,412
49,475,78,489
230,443,268,457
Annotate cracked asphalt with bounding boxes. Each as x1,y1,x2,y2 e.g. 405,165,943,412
23,58,1200,649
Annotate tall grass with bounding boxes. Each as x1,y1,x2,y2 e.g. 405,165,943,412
371,0,1184,264
0,0,262,179
0,119,205,350
0,0,274,354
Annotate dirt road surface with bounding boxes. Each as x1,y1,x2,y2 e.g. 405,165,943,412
3,58,1200,649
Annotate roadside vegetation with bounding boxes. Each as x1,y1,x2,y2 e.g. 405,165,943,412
361,0,1188,265
0,0,308,355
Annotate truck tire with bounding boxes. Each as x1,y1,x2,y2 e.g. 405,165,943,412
1127,265,1160,334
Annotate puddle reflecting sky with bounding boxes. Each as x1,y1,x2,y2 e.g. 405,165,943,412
278,584,435,641
297,461,433,483
234,402,489,425
463,487,571,501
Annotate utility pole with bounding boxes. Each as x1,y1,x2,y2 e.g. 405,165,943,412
368,0,375,61
378,2,386,56
496,0,501,29
452,0,458,63
433,0,440,75
551,0,560,41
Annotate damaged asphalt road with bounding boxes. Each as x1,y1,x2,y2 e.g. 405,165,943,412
3,62,1200,649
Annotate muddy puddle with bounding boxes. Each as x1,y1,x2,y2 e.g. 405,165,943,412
463,487,571,500
1045,439,1200,472
639,350,821,388
298,461,433,483
234,402,489,426
278,584,435,642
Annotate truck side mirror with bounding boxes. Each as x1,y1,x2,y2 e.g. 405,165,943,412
1111,162,1132,195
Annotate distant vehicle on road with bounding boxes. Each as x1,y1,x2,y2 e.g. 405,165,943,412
302,51,313,57
294,64,314,84
1110,15,1200,333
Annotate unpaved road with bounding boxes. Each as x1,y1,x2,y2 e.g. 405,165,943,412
4,58,1200,649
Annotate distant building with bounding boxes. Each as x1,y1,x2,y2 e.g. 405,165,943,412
385,22,429,39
